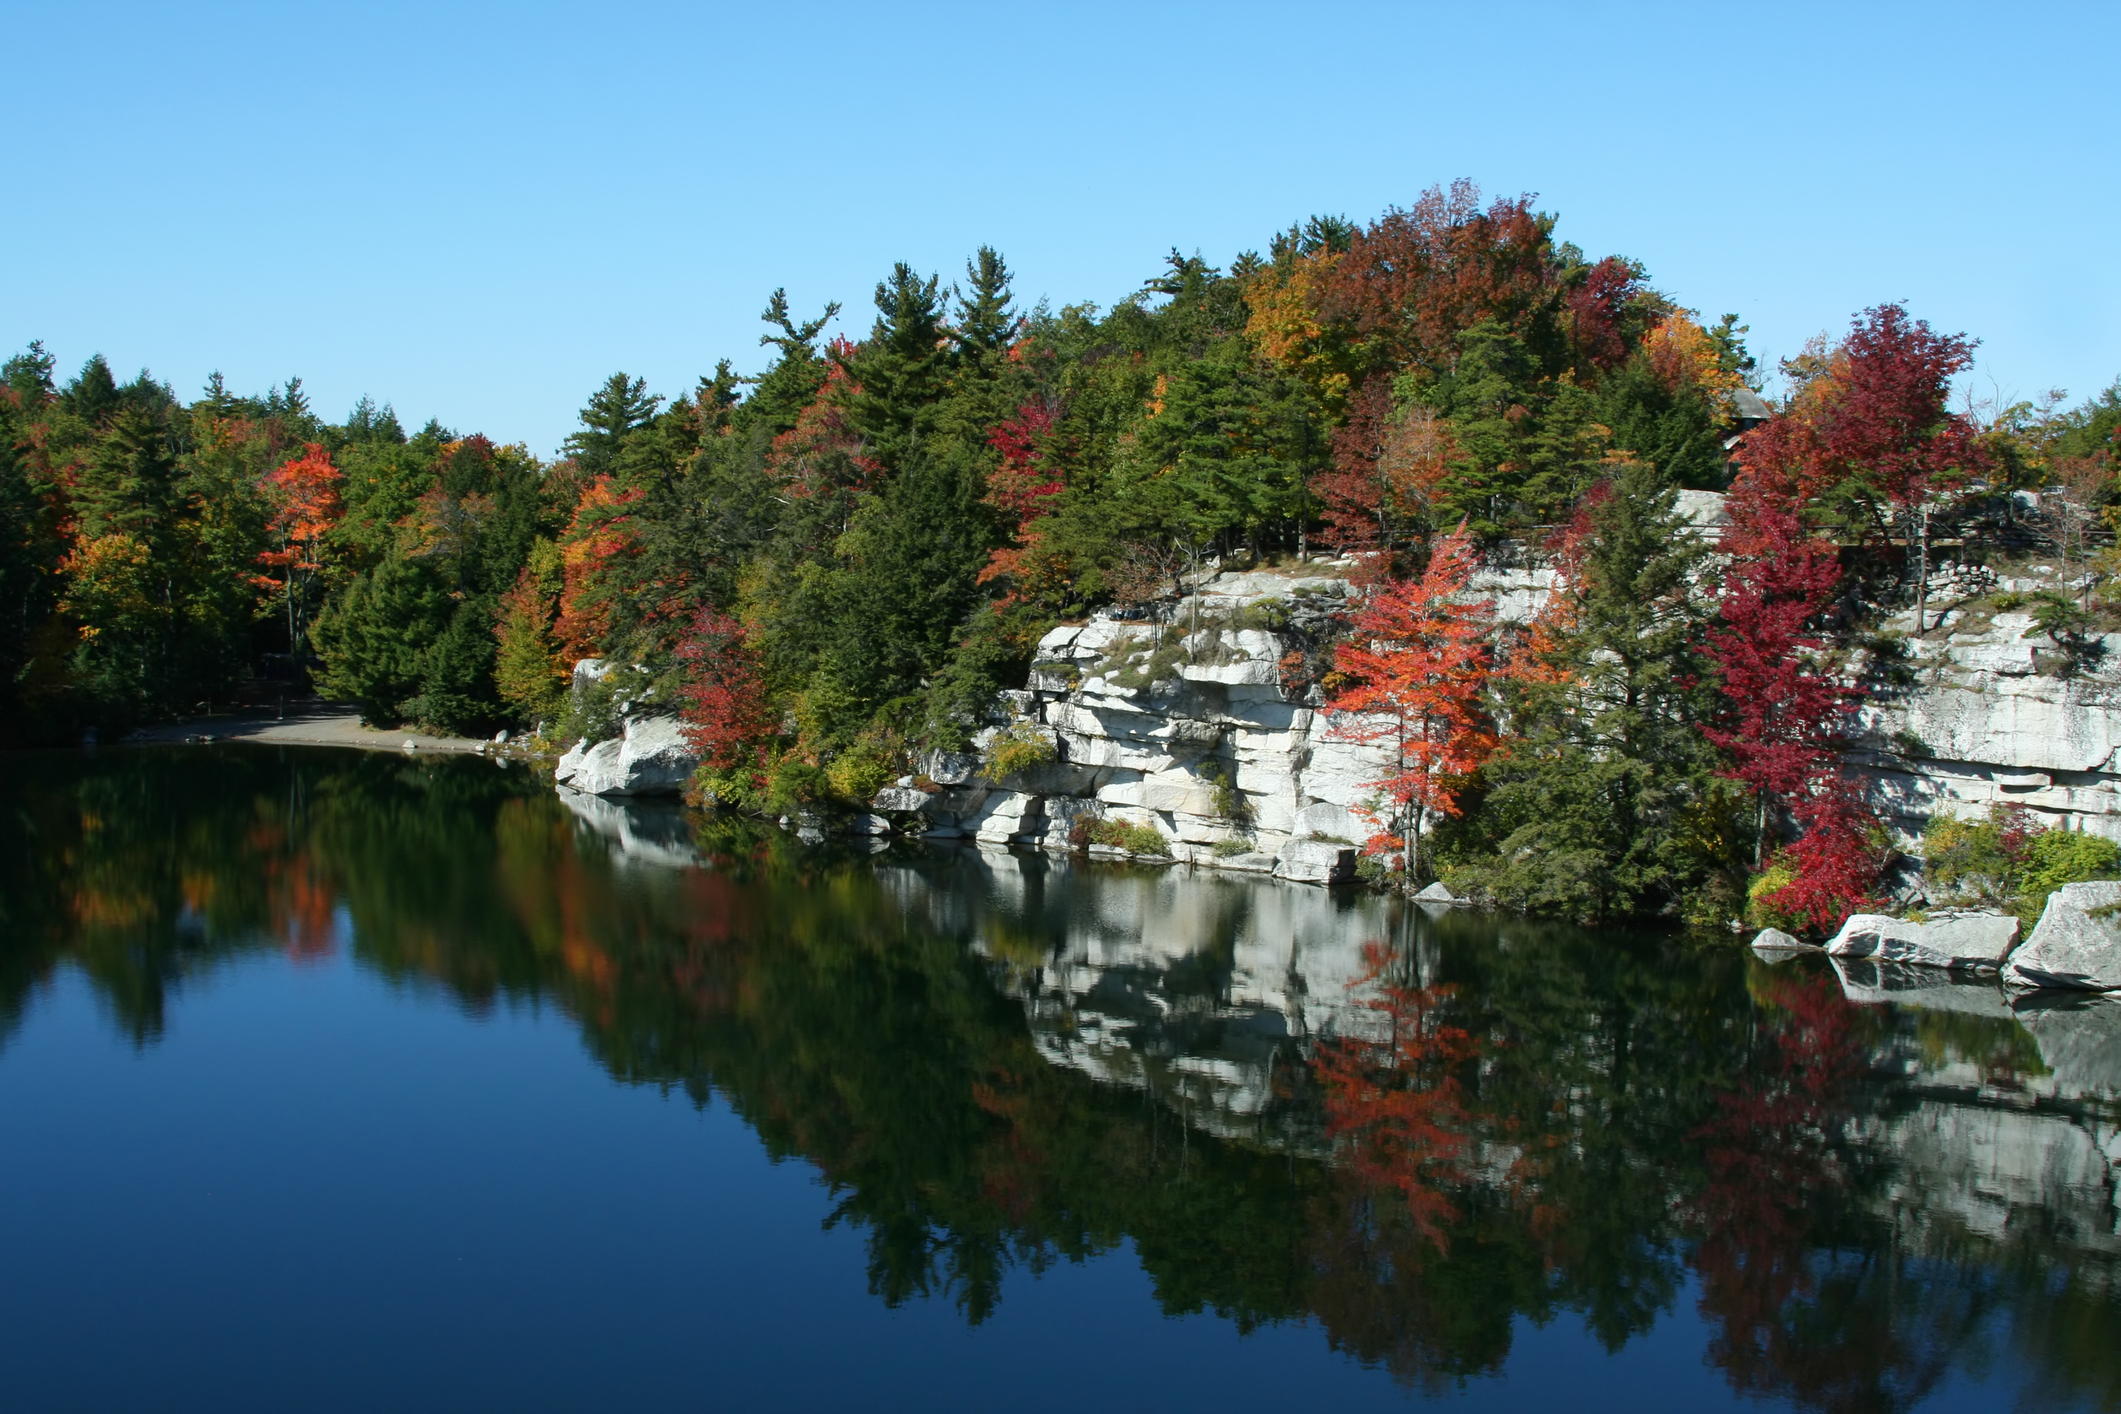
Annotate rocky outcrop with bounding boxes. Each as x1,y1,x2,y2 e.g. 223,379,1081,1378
863,566,1400,885
1856,579,2121,846
2006,882,2121,991
1825,911,2020,971
555,713,697,797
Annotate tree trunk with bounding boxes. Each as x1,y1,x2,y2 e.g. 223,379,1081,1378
1913,503,1930,635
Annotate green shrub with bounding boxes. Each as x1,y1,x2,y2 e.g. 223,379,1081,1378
824,734,898,804
984,719,1058,780
1745,860,1803,931
2020,828,2121,925
1924,802,2121,927
1084,819,1170,855
1210,836,1255,857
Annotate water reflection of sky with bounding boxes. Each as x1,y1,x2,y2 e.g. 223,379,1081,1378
0,747,2111,1411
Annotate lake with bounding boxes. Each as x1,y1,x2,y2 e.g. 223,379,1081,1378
1,746,2114,1411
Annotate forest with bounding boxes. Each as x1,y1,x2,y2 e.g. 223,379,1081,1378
5,181,2118,924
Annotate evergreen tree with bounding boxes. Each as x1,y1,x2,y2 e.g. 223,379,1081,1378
952,246,1019,358
563,373,662,476
840,263,949,473
1444,458,1738,920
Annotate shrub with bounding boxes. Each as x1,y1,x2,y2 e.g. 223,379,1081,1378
984,719,1057,780
1211,836,1255,857
825,735,897,804
2021,829,2121,925
1923,802,2121,927
1084,818,1170,856
1745,860,1803,932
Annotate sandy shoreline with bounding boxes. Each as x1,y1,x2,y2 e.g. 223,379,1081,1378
121,707,490,755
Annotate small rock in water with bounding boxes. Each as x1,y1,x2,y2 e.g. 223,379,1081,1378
493,729,510,745
403,739,418,751
1414,880,1466,905
1750,926,1816,953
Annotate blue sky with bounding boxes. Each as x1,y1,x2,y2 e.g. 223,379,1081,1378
3,1,2114,456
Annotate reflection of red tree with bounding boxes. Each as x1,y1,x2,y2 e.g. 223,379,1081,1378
1686,970,1946,1408
1314,940,1476,1248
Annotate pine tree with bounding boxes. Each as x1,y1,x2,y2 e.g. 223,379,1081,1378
1450,459,1737,919
952,247,1019,358
839,263,949,474
563,373,662,477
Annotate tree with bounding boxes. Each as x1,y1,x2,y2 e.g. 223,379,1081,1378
1704,488,1879,928
838,263,950,475
493,538,568,726
256,442,343,656
1325,524,1496,882
676,608,775,772
563,373,662,478
952,246,1020,358
1738,304,1988,631
1447,459,1738,920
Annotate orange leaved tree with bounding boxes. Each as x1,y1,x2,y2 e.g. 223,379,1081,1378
256,442,343,656
1324,524,1496,883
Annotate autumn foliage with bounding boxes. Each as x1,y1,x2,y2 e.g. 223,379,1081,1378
675,609,774,772
255,442,343,651
1326,525,1496,877
1704,488,1879,928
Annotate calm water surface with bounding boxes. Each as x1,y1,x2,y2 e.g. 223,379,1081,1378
2,747,2116,1411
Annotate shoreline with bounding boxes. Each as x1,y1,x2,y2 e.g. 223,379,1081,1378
117,706,490,755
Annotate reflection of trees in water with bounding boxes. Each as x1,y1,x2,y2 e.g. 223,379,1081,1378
5,749,2121,1405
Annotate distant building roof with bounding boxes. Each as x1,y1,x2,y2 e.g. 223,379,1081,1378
1730,387,1773,422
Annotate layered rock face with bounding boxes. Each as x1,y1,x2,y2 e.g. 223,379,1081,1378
1855,568,2121,845
889,567,1394,884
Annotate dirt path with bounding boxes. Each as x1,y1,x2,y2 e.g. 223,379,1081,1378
123,707,490,755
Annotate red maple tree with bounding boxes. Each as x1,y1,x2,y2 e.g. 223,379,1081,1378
675,609,774,775
1705,486,1879,929
1736,303,1989,631
975,400,1064,603
255,441,342,653
1325,524,1497,881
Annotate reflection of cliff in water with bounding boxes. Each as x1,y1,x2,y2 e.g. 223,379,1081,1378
1824,958,2121,1266
11,748,2121,1406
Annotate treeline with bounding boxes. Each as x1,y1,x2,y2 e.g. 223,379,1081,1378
4,181,2117,921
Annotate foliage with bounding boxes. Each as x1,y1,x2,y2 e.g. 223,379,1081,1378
1324,524,1495,880
1923,803,2120,927
1083,818,1170,855
1441,459,1740,921
1705,484,1879,930
982,718,1057,781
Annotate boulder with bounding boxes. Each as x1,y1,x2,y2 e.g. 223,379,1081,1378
1414,881,1466,905
553,715,697,797
1750,926,1816,953
1825,911,2020,971
2007,882,2121,991
1274,839,1356,884
870,785,935,813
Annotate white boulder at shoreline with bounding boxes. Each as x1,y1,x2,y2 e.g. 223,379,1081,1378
2007,882,2121,992
1825,912,2021,972
555,715,697,797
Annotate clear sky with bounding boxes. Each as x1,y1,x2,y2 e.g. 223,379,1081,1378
3,1,2114,457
